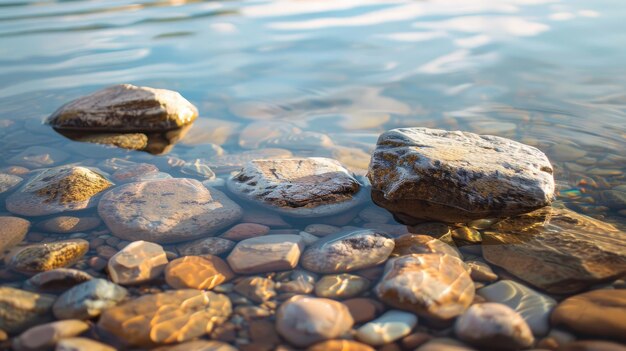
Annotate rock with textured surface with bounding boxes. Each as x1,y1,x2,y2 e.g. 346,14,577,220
13,320,89,351
0,287,55,334
356,310,417,346
276,295,354,347
227,157,368,217
24,268,93,293
107,240,168,285
478,280,555,336
6,166,112,216
0,173,22,194
8,239,89,274
98,290,231,347
47,84,198,132
301,229,394,273
482,207,626,294
98,178,242,243
227,234,304,274
234,276,276,303
38,216,101,234
0,216,29,253
165,255,234,290
176,237,235,256
368,127,555,223
53,279,128,319
455,303,534,350
376,253,474,320
55,337,116,351
551,289,626,341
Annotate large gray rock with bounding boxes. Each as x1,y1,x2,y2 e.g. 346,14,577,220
367,128,555,223
227,157,369,217
47,84,198,132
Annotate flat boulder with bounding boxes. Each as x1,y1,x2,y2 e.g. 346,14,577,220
367,127,554,223
46,84,198,132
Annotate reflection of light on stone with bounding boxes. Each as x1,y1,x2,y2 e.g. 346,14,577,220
550,12,575,21
454,34,491,48
415,16,550,37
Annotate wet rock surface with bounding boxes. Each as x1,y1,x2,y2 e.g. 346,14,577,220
0,287,55,334
368,127,555,223
23,268,93,293
227,234,304,274
107,240,168,285
8,239,89,274
165,255,234,290
52,278,127,319
0,216,29,254
356,310,417,346
13,319,89,351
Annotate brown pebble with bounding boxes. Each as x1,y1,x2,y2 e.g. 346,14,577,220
307,340,375,351
343,298,383,324
211,323,238,343
401,333,433,350
96,245,117,259
88,257,107,271
222,223,270,241
379,343,402,351
248,319,280,350
89,238,105,248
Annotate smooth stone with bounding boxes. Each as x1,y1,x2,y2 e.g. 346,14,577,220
176,237,235,256
55,337,116,351
376,253,474,320
466,261,498,282
314,274,370,299
276,295,354,347
551,289,626,341
233,276,276,303
24,268,93,293
74,133,148,150
53,279,128,320
207,148,293,174
0,173,22,194
451,227,482,244
417,338,477,351
108,240,168,285
304,224,341,236
0,287,55,334
343,298,383,324
368,127,554,223
557,341,626,351
227,234,304,274
0,216,29,253
301,229,395,273
482,207,626,293
227,157,368,217
8,239,89,274
478,280,555,337
13,320,89,351
392,234,462,260
7,146,69,168
165,255,234,290
221,223,270,241
111,163,159,182
152,340,238,351
299,231,320,246
47,84,198,132
356,310,417,346
98,178,242,243
38,216,101,234
307,340,375,351
98,290,231,347
6,166,112,216
455,303,534,350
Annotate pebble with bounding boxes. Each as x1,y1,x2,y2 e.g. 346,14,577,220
165,255,234,290
455,303,534,350
376,253,474,321
152,340,238,351
55,337,116,351
53,278,128,319
343,298,384,324
416,338,477,351
176,237,235,256
304,224,341,236
13,320,89,351
356,310,417,346
314,274,370,299
409,222,451,237
76,132,149,150
7,146,69,168
234,276,276,303
107,240,168,285
0,287,55,334
0,216,30,253
8,239,89,274
466,260,498,282
307,340,375,351
111,163,159,182
6,166,112,216
98,290,231,347
0,173,22,194
392,234,462,259
38,216,101,234
276,295,354,347
222,223,270,241
227,234,304,274
98,178,242,243
451,227,482,244
301,229,394,273
23,268,93,293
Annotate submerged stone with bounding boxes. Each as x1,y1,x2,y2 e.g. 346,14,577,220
13,320,89,351
7,146,69,169
356,310,417,346
368,127,555,223
73,132,148,150
56,337,116,351
165,255,234,290
227,234,304,274
314,273,370,299
0,173,22,195
107,240,168,285
8,239,89,274
392,234,461,259
176,237,235,257
37,216,101,234
53,278,128,320
23,268,93,293
0,216,29,254
47,84,198,132
0,287,55,334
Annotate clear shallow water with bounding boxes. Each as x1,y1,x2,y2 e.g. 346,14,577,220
0,0,625,348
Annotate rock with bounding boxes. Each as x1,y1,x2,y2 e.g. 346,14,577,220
451,227,482,244
165,255,234,290
227,234,304,274
152,340,238,351
478,280,555,336
276,295,354,347
227,157,368,217
417,338,477,351
6,166,112,216
47,84,198,132
307,340,375,351
24,268,93,293
176,237,235,256
482,207,626,293
221,223,269,241
455,303,534,350
107,240,168,285
600,190,626,210
392,234,461,259
314,274,370,299
233,276,276,303
98,290,231,347
0,173,22,194
356,310,417,346
53,279,128,319
55,337,116,351
38,216,101,234
376,253,474,321
368,127,554,223
111,163,159,182
8,239,89,274
343,298,384,324
0,287,55,334
300,229,394,273
551,289,626,341
179,159,216,179
304,224,341,237
74,133,148,150
7,146,69,168
557,341,626,351
466,261,497,282
0,216,29,253
13,320,89,351
98,178,242,243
